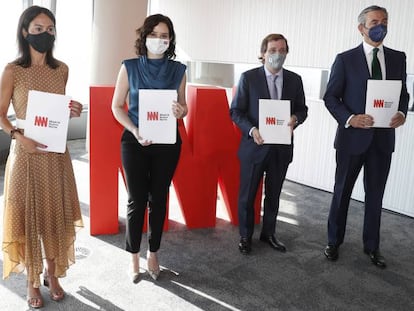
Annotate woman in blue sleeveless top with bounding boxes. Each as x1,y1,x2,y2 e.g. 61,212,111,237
111,14,187,282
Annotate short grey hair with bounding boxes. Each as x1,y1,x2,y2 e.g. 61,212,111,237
358,5,388,25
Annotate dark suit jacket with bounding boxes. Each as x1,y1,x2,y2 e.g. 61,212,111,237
324,44,409,155
230,66,308,164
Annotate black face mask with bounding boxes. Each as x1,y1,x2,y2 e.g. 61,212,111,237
25,32,55,53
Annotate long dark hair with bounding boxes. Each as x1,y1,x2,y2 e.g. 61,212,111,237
14,5,59,69
135,14,177,59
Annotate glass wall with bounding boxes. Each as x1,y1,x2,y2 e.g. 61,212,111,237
54,0,92,108
0,2,24,117
0,0,92,115
0,0,92,160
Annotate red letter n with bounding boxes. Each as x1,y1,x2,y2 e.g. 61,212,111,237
373,99,384,108
266,117,276,125
147,111,159,120
34,116,48,127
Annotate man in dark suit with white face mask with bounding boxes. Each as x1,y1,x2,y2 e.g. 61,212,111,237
323,5,409,268
230,34,308,255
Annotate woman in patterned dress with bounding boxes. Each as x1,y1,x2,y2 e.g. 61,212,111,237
0,6,83,309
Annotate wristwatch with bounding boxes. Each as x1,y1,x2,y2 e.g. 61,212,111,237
10,128,23,139
293,115,299,126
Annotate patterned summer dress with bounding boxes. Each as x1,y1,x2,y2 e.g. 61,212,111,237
2,61,83,288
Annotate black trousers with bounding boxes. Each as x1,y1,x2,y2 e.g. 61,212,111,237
121,130,181,253
327,143,391,252
238,146,291,238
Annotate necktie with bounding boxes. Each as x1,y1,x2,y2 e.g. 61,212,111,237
270,75,279,99
371,48,382,80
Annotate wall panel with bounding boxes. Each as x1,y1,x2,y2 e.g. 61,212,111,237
287,100,414,217
150,0,414,73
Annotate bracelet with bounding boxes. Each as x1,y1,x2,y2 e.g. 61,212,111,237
10,128,23,139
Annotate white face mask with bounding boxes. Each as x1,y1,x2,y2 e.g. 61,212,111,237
145,38,169,55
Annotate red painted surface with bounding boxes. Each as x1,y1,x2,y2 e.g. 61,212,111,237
89,85,261,235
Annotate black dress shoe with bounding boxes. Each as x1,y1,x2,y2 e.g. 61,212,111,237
324,245,339,261
259,235,286,252
364,249,386,269
238,237,252,255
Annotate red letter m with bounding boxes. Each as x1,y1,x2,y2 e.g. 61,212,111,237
266,117,276,125
89,86,262,235
34,116,48,127
373,99,384,108
147,111,159,121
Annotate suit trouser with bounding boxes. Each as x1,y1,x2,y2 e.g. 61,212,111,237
238,147,290,238
121,130,181,253
327,143,391,252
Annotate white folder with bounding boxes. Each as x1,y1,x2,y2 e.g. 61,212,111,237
259,99,291,145
365,80,402,128
24,90,71,153
138,89,177,144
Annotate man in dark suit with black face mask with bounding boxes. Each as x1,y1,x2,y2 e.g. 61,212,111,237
323,5,409,268
230,34,308,255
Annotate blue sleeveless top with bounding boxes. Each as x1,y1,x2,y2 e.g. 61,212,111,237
123,56,186,126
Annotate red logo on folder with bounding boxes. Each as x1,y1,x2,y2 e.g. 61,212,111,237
266,117,276,125
147,111,159,121
34,116,48,127
373,99,384,108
